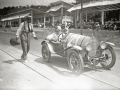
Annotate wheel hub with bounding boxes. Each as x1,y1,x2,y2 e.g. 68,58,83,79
105,54,109,60
70,55,79,70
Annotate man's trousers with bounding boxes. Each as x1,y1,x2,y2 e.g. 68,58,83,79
20,32,30,59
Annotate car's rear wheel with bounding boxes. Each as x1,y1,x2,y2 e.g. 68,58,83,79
100,45,116,69
42,44,51,62
67,50,84,75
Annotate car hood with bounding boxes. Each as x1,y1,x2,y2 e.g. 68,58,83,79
65,33,99,57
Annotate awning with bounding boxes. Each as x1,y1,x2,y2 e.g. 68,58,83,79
1,13,30,21
67,0,120,12
67,2,90,12
67,7,75,12
46,5,63,12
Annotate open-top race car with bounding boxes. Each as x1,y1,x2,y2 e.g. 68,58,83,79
41,32,116,75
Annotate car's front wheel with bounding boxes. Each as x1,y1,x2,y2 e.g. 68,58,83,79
42,44,51,62
100,45,116,69
67,50,84,75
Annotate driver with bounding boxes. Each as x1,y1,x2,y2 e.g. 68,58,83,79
61,27,69,40
60,27,70,50
46,25,62,42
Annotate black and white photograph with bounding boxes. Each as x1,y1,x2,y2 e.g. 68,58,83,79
0,0,120,90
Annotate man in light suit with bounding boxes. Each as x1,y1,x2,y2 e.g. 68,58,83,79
46,25,62,42
16,16,38,62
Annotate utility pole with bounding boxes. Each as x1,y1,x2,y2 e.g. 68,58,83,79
80,0,83,35
76,0,83,34
61,3,63,25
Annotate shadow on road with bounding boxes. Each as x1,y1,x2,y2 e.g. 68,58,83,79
2,57,112,77
34,56,76,76
2,59,22,64
34,56,110,76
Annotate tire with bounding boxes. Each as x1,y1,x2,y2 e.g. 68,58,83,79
42,44,51,62
100,45,116,69
67,50,84,75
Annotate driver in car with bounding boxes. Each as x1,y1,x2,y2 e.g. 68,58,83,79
60,27,70,48
46,25,62,42
61,27,69,40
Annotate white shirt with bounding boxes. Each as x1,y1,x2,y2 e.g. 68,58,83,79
16,22,36,37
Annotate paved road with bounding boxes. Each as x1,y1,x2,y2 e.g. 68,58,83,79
0,32,120,90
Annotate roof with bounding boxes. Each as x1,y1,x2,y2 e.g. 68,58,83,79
67,0,120,12
50,0,73,6
47,0,73,13
1,8,54,21
1,13,30,21
46,5,62,12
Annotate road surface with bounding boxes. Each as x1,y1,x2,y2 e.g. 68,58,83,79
0,32,120,90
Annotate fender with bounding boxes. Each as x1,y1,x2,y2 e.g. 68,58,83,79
41,40,56,53
67,43,82,51
72,45,82,51
41,40,48,45
46,42,56,53
105,42,115,46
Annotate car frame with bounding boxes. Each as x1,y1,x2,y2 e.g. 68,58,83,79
41,33,116,75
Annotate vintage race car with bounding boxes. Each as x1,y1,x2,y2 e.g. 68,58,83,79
41,33,116,75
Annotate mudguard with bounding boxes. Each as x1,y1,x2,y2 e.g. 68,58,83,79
41,40,56,53
105,42,115,46
41,40,48,45
67,43,82,51
72,45,82,50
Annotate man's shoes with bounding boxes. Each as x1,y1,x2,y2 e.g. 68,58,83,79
21,56,27,60
21,56,27,62
23,60,27,63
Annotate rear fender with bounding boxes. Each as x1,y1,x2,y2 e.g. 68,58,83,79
41,40,49,45
46,43,56,53
41,40,56,53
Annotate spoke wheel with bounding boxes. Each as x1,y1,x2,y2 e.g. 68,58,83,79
42,44,51,62
67,50,84,75
100,45,116,69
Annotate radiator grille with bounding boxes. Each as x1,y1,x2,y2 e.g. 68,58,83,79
88,36,99,57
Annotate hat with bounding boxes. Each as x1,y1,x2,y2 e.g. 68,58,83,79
63,27,69,33
55,25,61,32
10,38,20,46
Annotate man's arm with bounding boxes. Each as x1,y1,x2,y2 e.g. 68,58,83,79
31,24,38,40
16,22,24,38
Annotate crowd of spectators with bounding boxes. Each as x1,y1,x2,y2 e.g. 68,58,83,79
68,20,120,31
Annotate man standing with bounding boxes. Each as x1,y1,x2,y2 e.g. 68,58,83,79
16,16,38,62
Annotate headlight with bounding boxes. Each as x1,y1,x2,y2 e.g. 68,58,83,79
86,43,92,51
100,41,106,49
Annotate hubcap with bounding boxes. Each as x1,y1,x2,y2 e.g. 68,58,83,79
102,49,112,65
